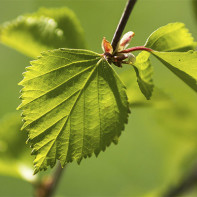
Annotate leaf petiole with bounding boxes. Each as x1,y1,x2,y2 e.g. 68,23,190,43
119,46,153,53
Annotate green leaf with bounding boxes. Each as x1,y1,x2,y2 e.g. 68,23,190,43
132,22,196,100
0,7,86,57
152,51,197,92
145,22,195,52
18,48,130,174
119,69,172,108
133,51,153,100
0,113,36,182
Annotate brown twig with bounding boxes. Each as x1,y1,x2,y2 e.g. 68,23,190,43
111,0,138,52
34,163,65,197
163,164,197,197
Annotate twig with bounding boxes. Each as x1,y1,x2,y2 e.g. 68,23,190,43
111,0,138,52
34,1,139,197
163,164,197,197
35,163,65,197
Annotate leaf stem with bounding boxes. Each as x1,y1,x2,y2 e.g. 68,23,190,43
35,163,65,197
111,0,138,52
119,46,153,53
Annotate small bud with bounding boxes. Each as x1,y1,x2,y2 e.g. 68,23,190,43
126,53,136,64
117,31,135,52
102,37,113,54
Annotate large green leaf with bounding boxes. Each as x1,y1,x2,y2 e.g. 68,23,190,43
0,7,86,57
152,51,197,92
0,113,36,182
18,48,130,174
145,22,195,52
133,51,153,100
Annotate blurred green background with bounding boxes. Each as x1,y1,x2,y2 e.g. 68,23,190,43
0,0,197,196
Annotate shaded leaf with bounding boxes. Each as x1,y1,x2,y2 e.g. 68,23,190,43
18,48,130,174
119,69,171,108
0,7,86,57
0,113,36,182
193,0,197,22
133,51,153,100
152,51,197,92
145,23,195,52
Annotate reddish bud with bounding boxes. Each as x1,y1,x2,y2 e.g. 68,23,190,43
102,37,113,54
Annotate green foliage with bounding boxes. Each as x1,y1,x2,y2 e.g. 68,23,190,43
145,22,195,52
119,69,172,108
0,7,86,58
152,51,197,92
133,51,153,100
18,49,129,173
0,113,35,181
133,22,196,100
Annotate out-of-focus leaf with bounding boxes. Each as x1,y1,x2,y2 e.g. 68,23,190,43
0,113,36,182
193,0,197,22
0,7,86,57
18,48,130,174
145,22,195,52
133,51,153,100
119,68,171,108
152,51,197,92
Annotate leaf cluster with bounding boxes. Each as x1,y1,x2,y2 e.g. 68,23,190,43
0,8,196,175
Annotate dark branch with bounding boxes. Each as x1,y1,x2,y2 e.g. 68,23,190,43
35,163,65,197
162,164,197,197
111,0,137,52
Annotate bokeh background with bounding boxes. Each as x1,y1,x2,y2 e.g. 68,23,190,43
0,0,197,196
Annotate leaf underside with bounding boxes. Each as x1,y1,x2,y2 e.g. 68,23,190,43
18,49,130,174
133,51,153,100
152,51,197,92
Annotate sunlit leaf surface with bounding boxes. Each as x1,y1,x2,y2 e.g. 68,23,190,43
145,22,195,52
18,49,130,174
152,51,197,92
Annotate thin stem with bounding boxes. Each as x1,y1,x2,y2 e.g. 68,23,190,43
35,163,65,197
111,0,137,52
119,46,153,53
162,164,197,197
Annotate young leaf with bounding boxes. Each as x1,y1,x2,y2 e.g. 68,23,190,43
132,22,196,100
119,69,171,108
133,51,153,100
0,7,86,57
152,51,197,92
0,113,36,182
145,23,195,52
18,48,130,174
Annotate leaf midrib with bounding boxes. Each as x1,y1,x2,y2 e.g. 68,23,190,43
32,58,103,170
